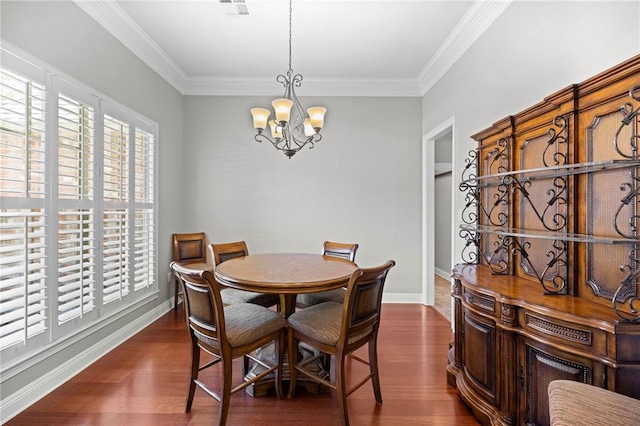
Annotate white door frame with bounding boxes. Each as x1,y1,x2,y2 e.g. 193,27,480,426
422,116,455,307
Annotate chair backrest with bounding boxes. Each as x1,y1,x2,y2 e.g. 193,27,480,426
171,262,226,353
210,241,249,266
339,260,395,352
172,232,207,264
322,241,359,263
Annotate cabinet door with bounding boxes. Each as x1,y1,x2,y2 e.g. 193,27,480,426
518,338,603,426
462,309,498,405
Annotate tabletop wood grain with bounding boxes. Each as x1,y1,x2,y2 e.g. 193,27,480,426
214,253,358,294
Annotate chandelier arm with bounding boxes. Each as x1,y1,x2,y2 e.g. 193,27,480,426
255,132,284,150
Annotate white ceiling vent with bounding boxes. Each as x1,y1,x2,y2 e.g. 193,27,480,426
220,0,249,16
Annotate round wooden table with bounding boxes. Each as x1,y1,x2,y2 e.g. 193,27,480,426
214,253,358,396
215,253,358,317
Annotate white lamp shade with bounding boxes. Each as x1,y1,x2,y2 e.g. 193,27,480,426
269,120,283,139
307,107,327,129
272,98,293,122
250,108,270,130
303,118,315,137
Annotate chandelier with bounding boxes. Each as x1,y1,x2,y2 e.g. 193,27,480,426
250,0,326,159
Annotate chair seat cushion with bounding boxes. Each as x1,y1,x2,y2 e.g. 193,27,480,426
221,288,279,308
548,380,640,426
224,303,286,348
287,302,343,346
297,288,345,308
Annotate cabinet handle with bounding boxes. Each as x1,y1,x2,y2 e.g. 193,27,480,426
518,365,525,391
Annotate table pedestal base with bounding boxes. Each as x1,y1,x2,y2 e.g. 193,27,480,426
244,342,329,397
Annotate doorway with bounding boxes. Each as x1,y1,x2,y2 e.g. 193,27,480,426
422,117,455,322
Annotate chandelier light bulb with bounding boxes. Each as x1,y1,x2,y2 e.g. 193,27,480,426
303,118,315,137
269,120,283,139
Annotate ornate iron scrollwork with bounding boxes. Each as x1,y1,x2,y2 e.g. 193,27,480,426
511,175,567,232
514,116,569,232
460,149,480,226
613,85,640,159
488,138,510,174
488,175,510,227
489,236,567,293
543,116,568,167
460,228,481,265
612,247,640,322
611,87,639,322
613,171,640,239
487,235,512,275
484,138,511,226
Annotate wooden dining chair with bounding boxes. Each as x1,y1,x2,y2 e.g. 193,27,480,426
172,232,208,310
209,241,280,309
171,262,286,426
287,260,395,426
296,241,359,309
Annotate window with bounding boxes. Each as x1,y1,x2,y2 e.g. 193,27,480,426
0,47,158,363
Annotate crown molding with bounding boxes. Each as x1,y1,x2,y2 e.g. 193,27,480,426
75,0,510,97
418,0,512,95
183,76,422,97
73,0,188,93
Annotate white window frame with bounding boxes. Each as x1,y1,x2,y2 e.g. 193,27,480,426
0,44,159,365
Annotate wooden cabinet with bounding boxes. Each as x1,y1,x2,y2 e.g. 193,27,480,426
448,55,640,426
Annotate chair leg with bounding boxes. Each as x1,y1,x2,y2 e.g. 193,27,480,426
274,329,285,398
287,328,298,399
369,340,382,405
335,351,349,426
173,274,180,310
242,355,249,376
185,340,200,412
322,352,332,374
218,358,233,426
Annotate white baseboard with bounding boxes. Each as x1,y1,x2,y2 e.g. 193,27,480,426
0,300,173,423
382,293,423,304
434,267,451,281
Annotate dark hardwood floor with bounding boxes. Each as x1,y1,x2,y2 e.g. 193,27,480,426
6,304,479,425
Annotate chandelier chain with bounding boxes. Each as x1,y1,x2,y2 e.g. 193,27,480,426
288,0,293,72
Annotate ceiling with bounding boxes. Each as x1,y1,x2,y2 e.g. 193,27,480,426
75,0,511,96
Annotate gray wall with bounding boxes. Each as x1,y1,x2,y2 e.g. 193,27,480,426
1,0,184,403
183,95,422,296
422,0,640,268
434,131,452,276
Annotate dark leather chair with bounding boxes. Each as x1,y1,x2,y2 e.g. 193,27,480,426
209,241,280,308
171,262,286,426
287,260,395,426
296,241,359,308
172,232,208,310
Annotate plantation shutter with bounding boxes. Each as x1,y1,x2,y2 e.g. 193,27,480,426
133,126,155,291
57,89,96,324
0,65,48,349
102,113,130,304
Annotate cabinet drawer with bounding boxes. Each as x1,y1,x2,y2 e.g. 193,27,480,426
519,310,607,357
463,287,496,315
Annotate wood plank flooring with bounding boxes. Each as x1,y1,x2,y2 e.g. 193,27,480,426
6,304,479,426
433,275,452,321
